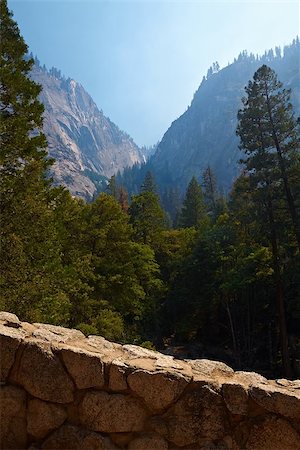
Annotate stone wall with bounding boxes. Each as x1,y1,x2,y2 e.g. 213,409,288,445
1,311,300,450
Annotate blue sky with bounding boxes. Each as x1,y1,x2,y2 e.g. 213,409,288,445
9,0,300,147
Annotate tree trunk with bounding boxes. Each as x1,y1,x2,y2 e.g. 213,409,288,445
266,190,292,377
265,87,300,250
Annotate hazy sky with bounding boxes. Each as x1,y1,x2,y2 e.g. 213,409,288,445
9,0,300,146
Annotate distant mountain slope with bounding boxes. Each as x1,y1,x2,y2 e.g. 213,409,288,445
121,38,300,196
31,61,143,199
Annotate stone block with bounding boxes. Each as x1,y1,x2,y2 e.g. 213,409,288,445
163,385,227,446
27,398,67,439
80,390,148,433
246,416,300,450
128,369,189,412
128,433,169,449
60,347,105,389
0,385,27,449
42,424,117,449
222,382,249,415
250,382,300,419
10,340,74,403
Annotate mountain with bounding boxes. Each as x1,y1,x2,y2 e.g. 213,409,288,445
31,61,144,199
119,38,300,196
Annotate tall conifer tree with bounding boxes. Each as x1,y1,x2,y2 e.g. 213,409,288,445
236,65,300,376
0,0,50,174
0,0,64,321
141,170,158,195
179,177,206,228
237,65,300,250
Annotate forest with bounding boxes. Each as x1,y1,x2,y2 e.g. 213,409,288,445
0,0,299,379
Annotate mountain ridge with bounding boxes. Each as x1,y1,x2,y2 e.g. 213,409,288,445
30,60,144,199
119,38,300,198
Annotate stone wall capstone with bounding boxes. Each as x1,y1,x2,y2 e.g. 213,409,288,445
0,311,300,450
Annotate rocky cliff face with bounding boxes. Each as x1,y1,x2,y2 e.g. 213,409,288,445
139,39,300,193
1,311,300,449
31,63,143,200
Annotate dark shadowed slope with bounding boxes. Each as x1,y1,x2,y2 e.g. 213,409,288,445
121,39,300,196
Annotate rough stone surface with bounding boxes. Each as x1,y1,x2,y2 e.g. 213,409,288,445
31,64,143,201
246,416,300,450
0,311,21,327
27,399,67,439
32,323,85,343
10,340,74,403
222,382,249,415
109,360,128,391
162,385,227,446
189,359,234,377
128,433,169,449
250,382,300,419
235,371,268,386
0,385,27,449
0,328,22,381
41,424,116,449
80,390,148,432
1,312,300,450
60,347,105,389
127,369,189,411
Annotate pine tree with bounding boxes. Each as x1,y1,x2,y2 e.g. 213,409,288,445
236,65,300,376
179,177,206,228
162,186,182,226
0,0,50,174
202,166,217,212
107,175,117,199
237,65,300,250
85,194,162,337
0,1,65,322
129,192,166,248
118,186,129,213
141,171,157,195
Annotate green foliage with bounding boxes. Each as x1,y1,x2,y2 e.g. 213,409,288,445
129,191,166,247
155,228,197,284
93,308,124,341
141,171,157,194
0,1,49,172
202,166,227,220
179,177,207,228
107,175,117,198
237,64,300,250
2,4,299,377
140,341,156,351
0,2,64,323
75,323,98,336
34,292,71,327
86,194,162,318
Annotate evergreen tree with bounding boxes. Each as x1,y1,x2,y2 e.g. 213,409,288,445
0,1,66,322
0,1,48,170
85,193,162,339
202,166,217,212
129,191,166,248
237,65,300,250
179,177,206,228
162,186,182,226
107,175,117,199
141,170,157,195
236,66,300,376
118,186,129,213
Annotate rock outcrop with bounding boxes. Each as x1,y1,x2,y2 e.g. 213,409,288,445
1,311,300,449
30,62,144,200
129,39,300,195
